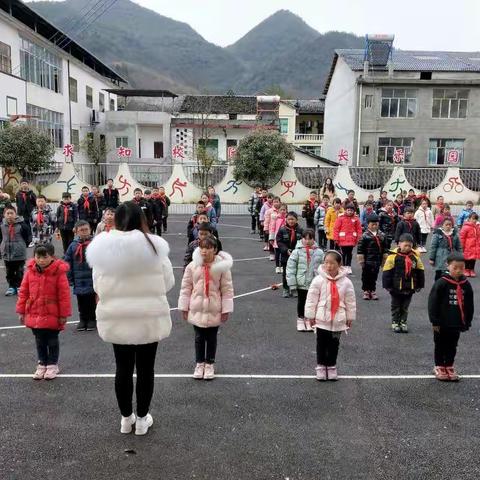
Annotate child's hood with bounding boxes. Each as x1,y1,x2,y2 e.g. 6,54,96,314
2,216,25,226
86,229,170,274
26,258,69,275
191,248,233,274
295,239,319,250
317,264,348,281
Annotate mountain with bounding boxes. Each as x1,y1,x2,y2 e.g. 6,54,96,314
28,1,364,97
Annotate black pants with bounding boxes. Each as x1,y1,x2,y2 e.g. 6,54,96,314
32,328,59,365
194,326,219,364
60,229,74,253
251,215,257,231
77,293,97,326
390,293,412,325
420,233,428,247
112,342,158,418
306,218,315,230
154,222,162,236
297,289,308,318
281,257,289,289
465,259,476,270
88,221,97,234
361,264,380,292
162,216,168,231
341,246,354,267
258,220,263,239
434,328,461,366
274,248,281,267
316,329,341,367
385,236,393,250
4,260,25,288
328,239,338,250
317,230,327,249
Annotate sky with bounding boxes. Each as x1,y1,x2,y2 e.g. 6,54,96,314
127,0,480,51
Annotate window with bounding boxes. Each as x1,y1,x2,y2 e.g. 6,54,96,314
26,104,64,148
362,145,370,156
110,98,115,111
6,97,17,116
20,37,62,93
377,137,414,164
428,139,464,165
115,137,128,148
86,86,93,108
420,71,432,80
69,77,78,103
279,118,289,135
71,129,79,152
381,89,417,118
198,139,218,160
0,41,11,74
364,95,373,108
99,92,105,112
432,89,468,118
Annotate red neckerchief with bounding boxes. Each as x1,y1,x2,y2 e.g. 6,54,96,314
21,192,26,202
107,187,112,197
442,231,453,251
309,200,315,211
441,276,467,324
74,239,91,262
105,223,113,233
329,278,340,320
37,210,44,225
83,195,90,211
63,205,69,224
203,263,211,297
404,219,414,231
368,230,382,251
306,245,311,264
262,197,268,204
397,252,413,277
287,225,296,246
159,194,167,208
133,197,141,204
8,223,15,240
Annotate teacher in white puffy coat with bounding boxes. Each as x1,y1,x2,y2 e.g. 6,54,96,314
87,201,175,436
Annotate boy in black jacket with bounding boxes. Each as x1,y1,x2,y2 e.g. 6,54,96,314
394,208,421,247
428,252,474,382
276,211,303,298
103,179,119,209
302,191,318,229
378,200,397,249
15,179,36,222
132,188,154,231
55,192,78,253
357,214,388,301
383,233,425,333
184,223,223,269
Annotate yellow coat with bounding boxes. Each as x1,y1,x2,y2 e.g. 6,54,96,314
325,207,344,240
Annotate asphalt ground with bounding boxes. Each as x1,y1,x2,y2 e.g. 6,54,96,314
1,215,480,480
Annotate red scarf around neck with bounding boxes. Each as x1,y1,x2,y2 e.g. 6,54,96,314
37,210,44,225
203,263,211,297
329,278,340,320
442,276,467,324
74,239,91,262
63,205,70,224
8,223,15,240
83,195,90,211
397,252,413,277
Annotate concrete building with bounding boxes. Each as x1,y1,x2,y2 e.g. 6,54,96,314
0,0,126,162
323,46,480,167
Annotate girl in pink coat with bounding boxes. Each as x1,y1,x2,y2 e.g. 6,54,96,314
178,236,234,380
460,212,480,277
269,203,287,273
263,196,280,261
305,250,356,381
333,204,362,274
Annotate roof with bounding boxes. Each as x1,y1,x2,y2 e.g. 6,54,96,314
104,89,177,98
293,146,339,166
0,0,126,83
324,49,480,95
179,95,257,114
285,99,324,114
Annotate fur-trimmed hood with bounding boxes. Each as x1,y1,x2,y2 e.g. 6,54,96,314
317,264,348,281
191,248,233,274
86,229,170,275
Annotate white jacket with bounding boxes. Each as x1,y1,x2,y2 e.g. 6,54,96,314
86,229,175,345
414,208,434,234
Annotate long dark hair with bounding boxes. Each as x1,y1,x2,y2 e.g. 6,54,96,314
322,177,335,193
115,201,157,254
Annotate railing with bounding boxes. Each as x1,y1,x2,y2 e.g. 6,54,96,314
294,134,324,142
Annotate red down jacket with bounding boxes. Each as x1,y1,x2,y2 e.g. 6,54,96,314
333,213,362,247
16,258,72,330
460,222,480,260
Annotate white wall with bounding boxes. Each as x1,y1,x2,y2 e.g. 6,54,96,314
323,57,358,165
0,72,26,119
138,125,164,158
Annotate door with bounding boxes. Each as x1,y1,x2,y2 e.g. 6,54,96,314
154,141,163,159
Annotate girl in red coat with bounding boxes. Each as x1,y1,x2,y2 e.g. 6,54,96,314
16,244,72,380
460,212,480,277
333,204,362,275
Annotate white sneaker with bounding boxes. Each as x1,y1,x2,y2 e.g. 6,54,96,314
275,266,282,274
315,365,327,381
135,413,153,435
305,321,314,332
203,363,215,380
28,242,35,248
297,318,306,332
120,413,136,434
193,362,205,379
347,266,353,275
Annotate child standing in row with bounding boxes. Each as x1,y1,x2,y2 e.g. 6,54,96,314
457,201,476,228
459,212,480,277
264,196,280,261
64,221,96,331
31,195,56,246
325,198,343,250
428,252,474,381
429,218,462,280
395,208,421,248
16,243,72,380
383,233,425,333
259,193,274,250
286,229,324,332
270,203,287,273
184,224,223,268
314,196,329,249
302,191,318,230
178,237,234,381
1,206,31,296
333,204,362,275
378,200,397,249
55,192,78,253
414,199,434,252
305,250,356,381
357,215,388,300
433,204,454,229
158,187,171,233
96,208,116,234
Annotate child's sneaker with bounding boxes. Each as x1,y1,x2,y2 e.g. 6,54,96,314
33,365,47,380
120,413,136,434
275,266,282,274
434,366,449,381
305,321,314,332
86,320,97,331
290,289,298,298
4,287,16,296
470,270,477,278
392,323,401,333
327,366,338,381
269,254,275,261
193,363,205,379
370,292,378,300
263,246,269,251
76,321,86,331
203,363,215,380
282,288,290,298
363,291,371,300
135,413,153,435
315,365,327,381
44,364,59,380
296,318,306,332
445,366,459,381
400,322,409,333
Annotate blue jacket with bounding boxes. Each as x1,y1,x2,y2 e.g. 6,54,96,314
64,236,94,295
457,208,476,227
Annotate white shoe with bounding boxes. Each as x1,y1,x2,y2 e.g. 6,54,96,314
120,413,136,434
203,363,215,380
193,362,205,379
135,413,153,435
275,266,282,274
28,242,35,248
305,321,314,332
297,318,306,332
269,254,275,261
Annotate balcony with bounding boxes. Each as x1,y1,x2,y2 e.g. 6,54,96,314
294,133,324,143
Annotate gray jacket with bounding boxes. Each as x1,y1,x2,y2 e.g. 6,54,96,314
0,217,31,261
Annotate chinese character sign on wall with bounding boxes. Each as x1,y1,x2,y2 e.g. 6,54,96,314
447,150,460,164
393,148,404,164
117,146,132,158
172,145,185,160
63,144,74,158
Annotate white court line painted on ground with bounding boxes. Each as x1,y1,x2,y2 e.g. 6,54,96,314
0,283,281,331
1,373,480,380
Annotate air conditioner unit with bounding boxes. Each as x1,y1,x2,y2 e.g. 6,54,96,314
91,110,100,125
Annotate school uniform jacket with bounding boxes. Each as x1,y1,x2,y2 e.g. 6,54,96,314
56,202,78,231
382,248,425,294
394,219,421,246
429,229,462,271
357,230,387,267
102,187,119,209
275,225,303,257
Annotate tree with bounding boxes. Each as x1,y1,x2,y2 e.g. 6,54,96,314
233,130,293,188
0,124,54,175
80,133,109,185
